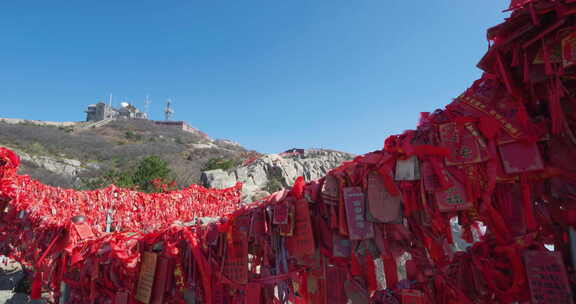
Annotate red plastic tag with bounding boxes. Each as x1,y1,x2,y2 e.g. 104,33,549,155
434,171,472,212
286,200,316,258
524,250,573,304
439,122,488,166
333,232,352,258
273,201,289,224
498,141,544,174
366,172,402,223
73,222,95,240
224,220,249,284
343,187,374,240
322,175,340,205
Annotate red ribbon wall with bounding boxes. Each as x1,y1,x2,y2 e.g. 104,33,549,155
3,1,576,303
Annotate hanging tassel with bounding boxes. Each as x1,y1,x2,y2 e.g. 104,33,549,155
350,253,362,276
549,77,567,135
520,174,538,232
30,272,42,300
542,39,553,75
523,52,531,83
382,256,398,289
529,2,540,26
365,254,378,293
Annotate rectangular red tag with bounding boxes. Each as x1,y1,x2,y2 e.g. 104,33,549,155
273,202,289,224
524,250,573,304
434,171,472,212
439,122,488,166
74,222,95,240
332,232,351,258
286,199,316,257
322,175,340,205
498,141,544,174
223,220,249,284
343,187,374,240
366,172,402,223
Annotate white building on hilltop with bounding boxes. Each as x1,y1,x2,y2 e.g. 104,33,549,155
85,102,147,122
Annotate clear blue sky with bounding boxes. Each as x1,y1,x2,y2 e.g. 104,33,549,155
0,1,509,155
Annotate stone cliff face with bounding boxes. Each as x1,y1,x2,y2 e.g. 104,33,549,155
201,149,354,201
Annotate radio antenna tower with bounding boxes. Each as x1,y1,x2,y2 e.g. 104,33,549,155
164,99,174,121
144,95,151,119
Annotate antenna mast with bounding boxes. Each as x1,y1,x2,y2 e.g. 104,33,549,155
144,95,151,119
164,99,174,121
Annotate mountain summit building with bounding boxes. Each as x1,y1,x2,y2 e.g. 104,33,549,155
85,102,147,122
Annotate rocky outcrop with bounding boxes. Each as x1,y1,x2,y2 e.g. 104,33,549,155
1,145,96,180
201,149,354,201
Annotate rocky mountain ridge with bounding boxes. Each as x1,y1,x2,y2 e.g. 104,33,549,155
201,149,354,201
0,119,353,199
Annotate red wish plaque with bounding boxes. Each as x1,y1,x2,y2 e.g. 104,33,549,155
439,122,488,166
524,250,573,304
273,201,289,225
498,141,544,174
333,232,352,258
322,175,340,206
286,200,316,258
434,171,472,212
223,223,249,284
366,172,402,223
73,222,95,240
343,187,374,240
563,31,576,68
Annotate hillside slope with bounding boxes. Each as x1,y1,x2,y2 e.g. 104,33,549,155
0,120,353,198
0,119,255,189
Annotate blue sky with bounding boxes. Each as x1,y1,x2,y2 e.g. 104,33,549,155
0,1,509,155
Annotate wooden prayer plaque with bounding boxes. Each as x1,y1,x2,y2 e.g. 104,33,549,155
135,252,158,304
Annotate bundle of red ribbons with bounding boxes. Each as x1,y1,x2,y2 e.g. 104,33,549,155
3,1,576,303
